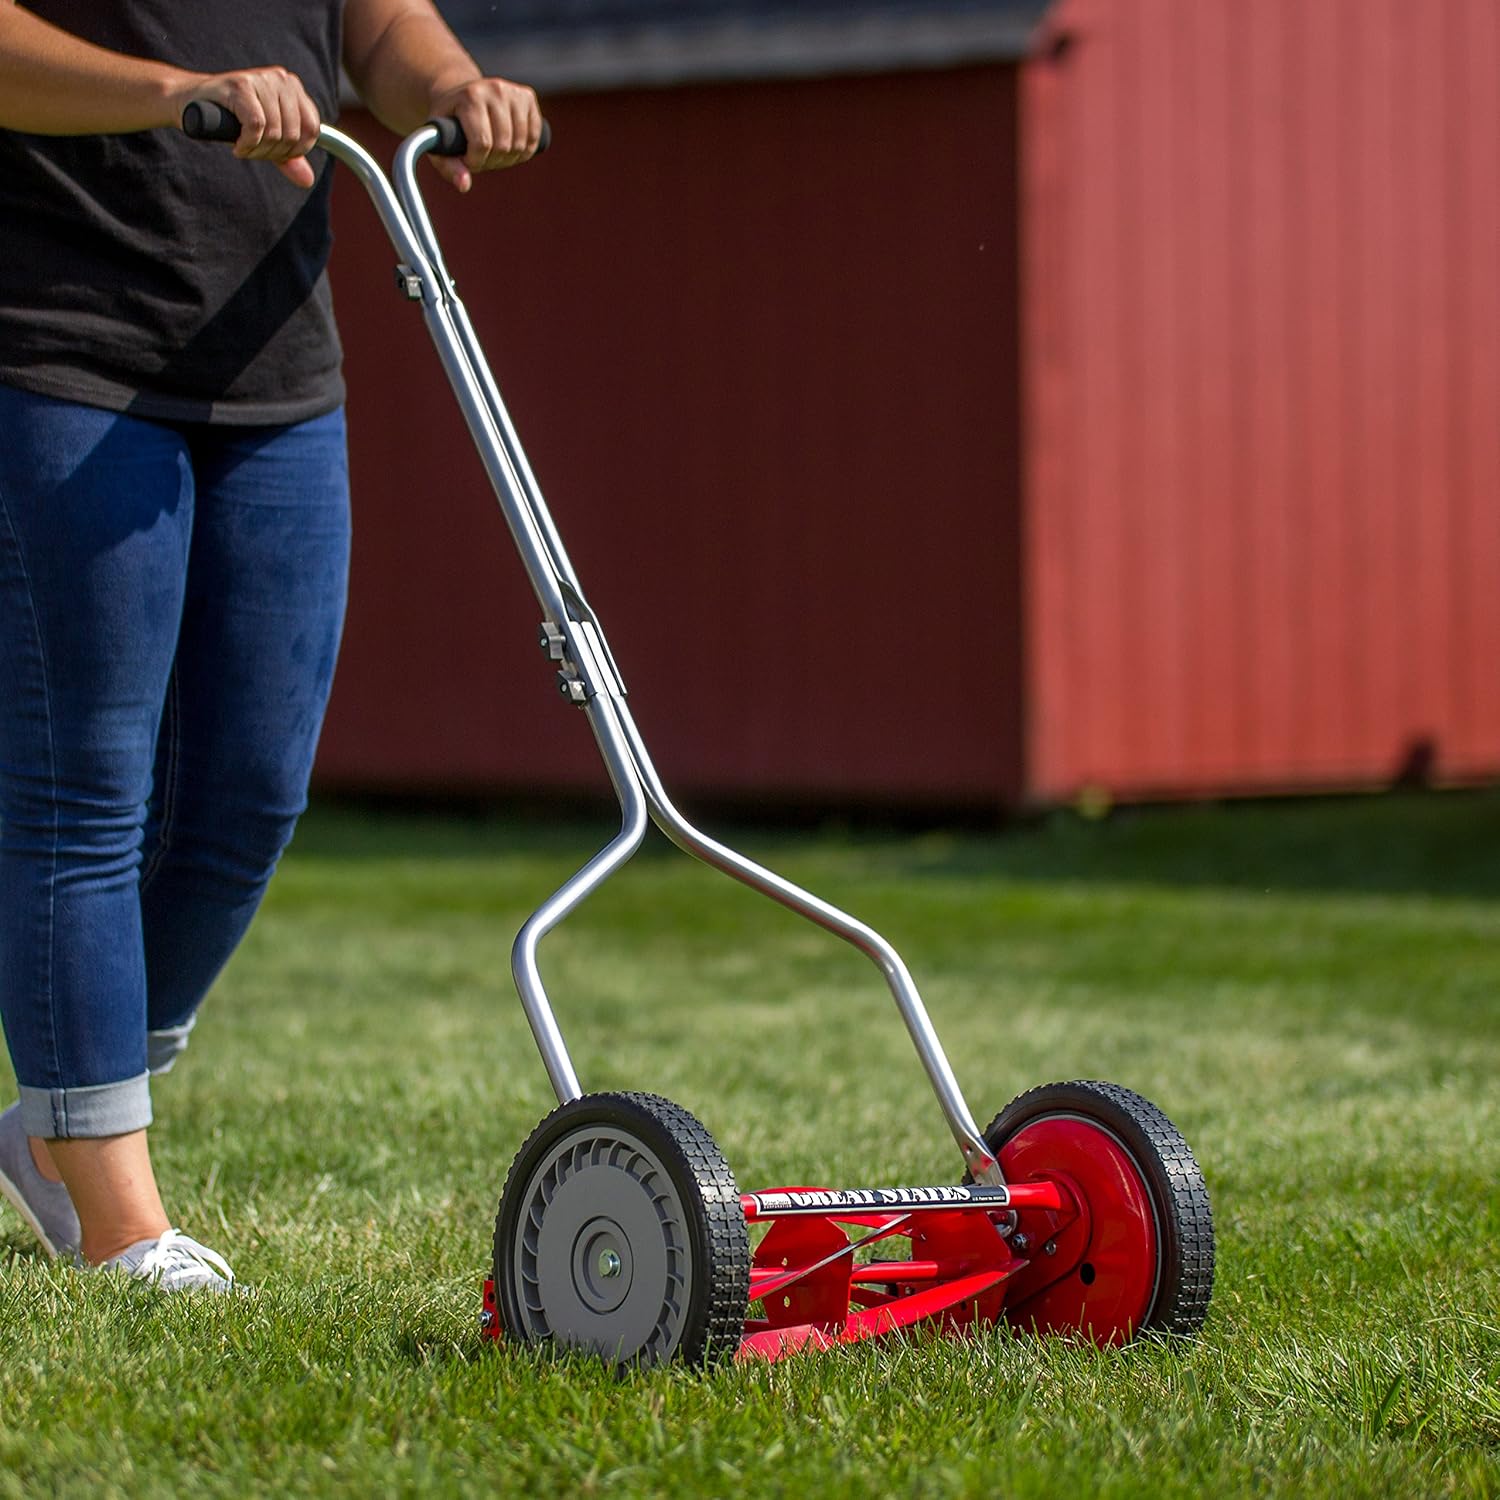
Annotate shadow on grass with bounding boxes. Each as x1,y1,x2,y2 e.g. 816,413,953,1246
291,787,1500,903
393,1321,654,1385
0,1233,51,1266
394,1321,491,1369
292,786,1500,900
889,788,1500,903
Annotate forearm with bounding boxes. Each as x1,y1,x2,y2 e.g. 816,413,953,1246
0,2,194,134
343,4,479,135
342,0,539,187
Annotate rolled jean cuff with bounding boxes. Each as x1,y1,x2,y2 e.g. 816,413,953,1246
17,1074,153,1139
148,1016,197,1075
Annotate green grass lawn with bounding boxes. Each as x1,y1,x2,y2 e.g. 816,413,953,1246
1,790,1496,1497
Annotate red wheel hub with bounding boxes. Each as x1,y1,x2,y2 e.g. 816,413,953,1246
1001,1116,1159,1344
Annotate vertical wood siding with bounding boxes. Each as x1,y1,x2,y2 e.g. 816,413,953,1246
1023,0,1500,799
320,69,1023,805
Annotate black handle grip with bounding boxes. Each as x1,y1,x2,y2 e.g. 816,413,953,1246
184,100,552,157
181,100,242,142
427,116,551,157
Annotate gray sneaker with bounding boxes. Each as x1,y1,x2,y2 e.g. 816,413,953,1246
102,1228,238,1292
0,1103,81,1260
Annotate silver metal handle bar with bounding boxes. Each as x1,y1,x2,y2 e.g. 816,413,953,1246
318,127,574,629
343,124,1003,1185
392,132,587,607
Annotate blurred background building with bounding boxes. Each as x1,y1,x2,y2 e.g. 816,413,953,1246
316,0,1500,811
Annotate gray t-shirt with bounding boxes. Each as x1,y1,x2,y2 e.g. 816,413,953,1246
0,0,345,425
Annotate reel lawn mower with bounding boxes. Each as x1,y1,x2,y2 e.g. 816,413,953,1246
187,106,1215,1368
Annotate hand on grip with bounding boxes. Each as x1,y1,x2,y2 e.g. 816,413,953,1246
178,76,320,189
427,116,551,158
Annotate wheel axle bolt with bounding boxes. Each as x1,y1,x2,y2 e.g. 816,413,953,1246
598,1250,622,1278
1043,1239,1057,1256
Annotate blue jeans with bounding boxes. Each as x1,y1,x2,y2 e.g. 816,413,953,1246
0,384,349,1138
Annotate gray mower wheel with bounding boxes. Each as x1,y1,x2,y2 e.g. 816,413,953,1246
493,1092,750,1369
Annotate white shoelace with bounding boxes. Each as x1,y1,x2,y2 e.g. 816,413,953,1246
114,1228,236,1290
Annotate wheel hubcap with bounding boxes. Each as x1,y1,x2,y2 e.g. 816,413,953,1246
515,1125,694,1364
1002,1114,1159,1342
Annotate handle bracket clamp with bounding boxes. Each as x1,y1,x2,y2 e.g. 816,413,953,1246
539,621,595,705
393,263,426,302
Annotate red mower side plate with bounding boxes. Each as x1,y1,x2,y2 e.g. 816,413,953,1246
736,1182,1068,1363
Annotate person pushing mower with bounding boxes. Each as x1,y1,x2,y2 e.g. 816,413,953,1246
0,0,542,1290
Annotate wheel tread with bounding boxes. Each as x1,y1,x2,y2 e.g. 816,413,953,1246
981,1079,1215,1338
613,1090,752,1366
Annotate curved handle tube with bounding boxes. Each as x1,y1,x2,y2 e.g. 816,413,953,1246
609,698,1003,1186
512,695,650,1105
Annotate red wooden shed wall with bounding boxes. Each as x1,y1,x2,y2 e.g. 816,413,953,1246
317,68,1023,806
1023,0,1500,801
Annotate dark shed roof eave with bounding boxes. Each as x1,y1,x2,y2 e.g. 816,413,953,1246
464,13,1047,93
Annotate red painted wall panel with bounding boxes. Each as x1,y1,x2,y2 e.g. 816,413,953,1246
1023,0,1500,800
318,70,1022,805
